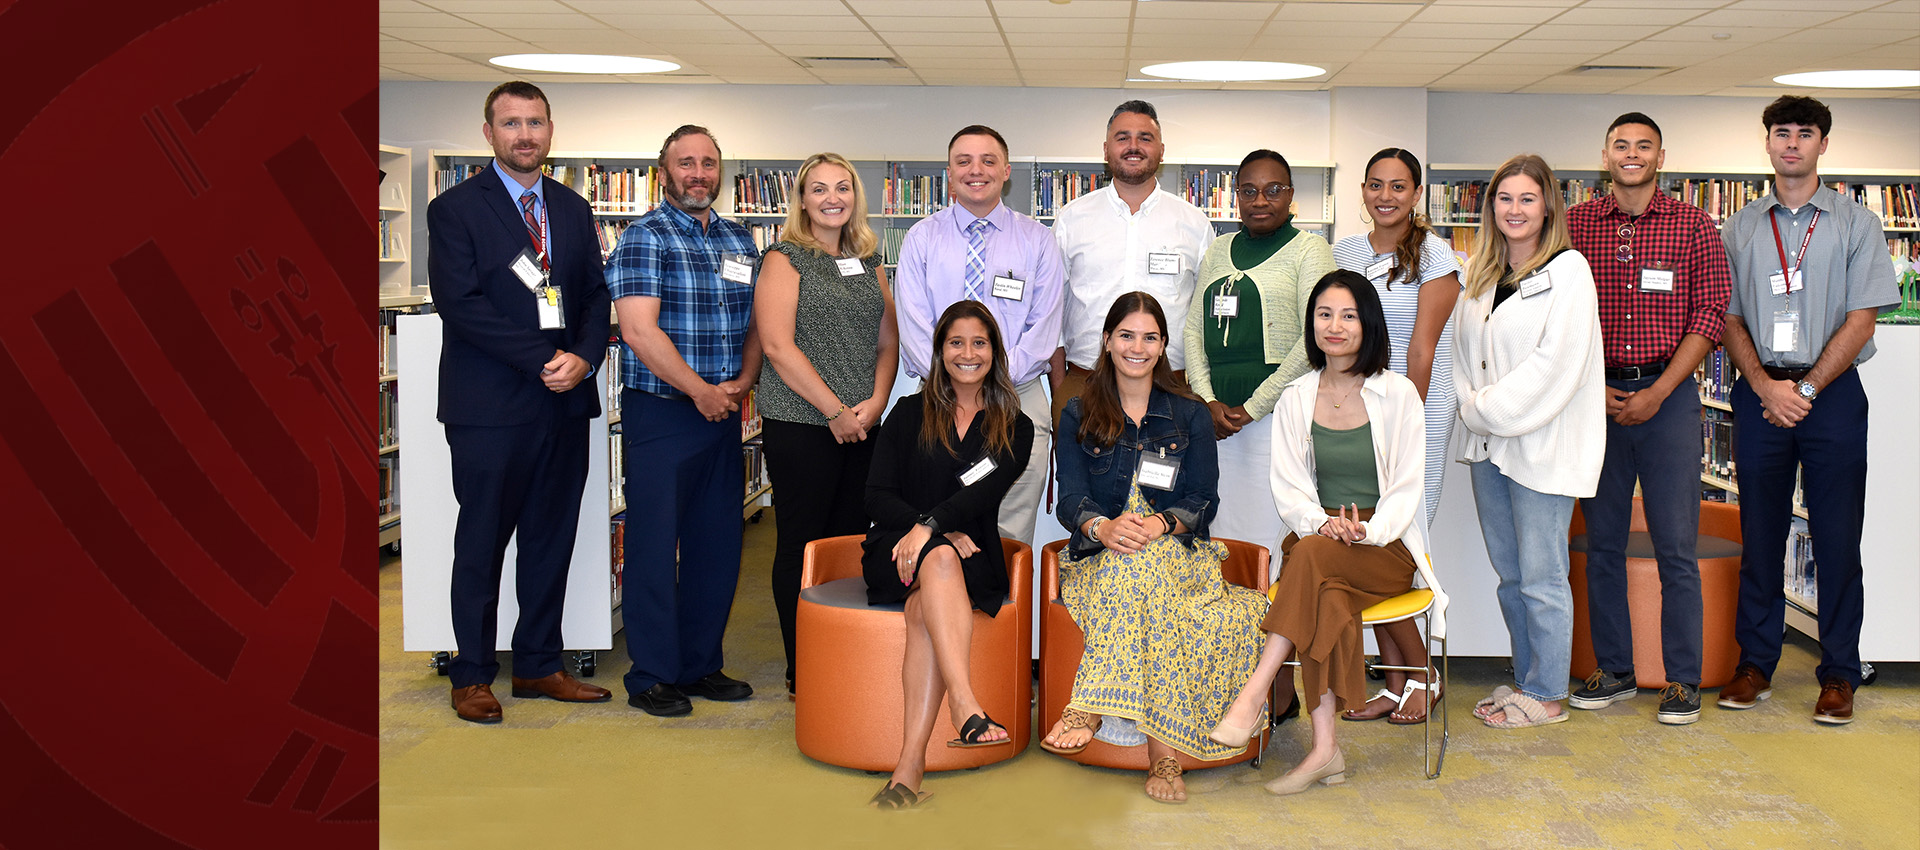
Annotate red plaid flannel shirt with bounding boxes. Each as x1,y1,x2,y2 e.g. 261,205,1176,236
1568,191,1731,368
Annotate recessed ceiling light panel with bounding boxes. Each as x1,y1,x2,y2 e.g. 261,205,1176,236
1139,60,1325,82
1772,69,1920,89
489,54,679,74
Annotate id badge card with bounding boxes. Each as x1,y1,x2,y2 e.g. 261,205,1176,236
510,247,545,292
1365,257,1393,282
1769,269,1803,296
1770,309,1801,357
1519,270,1552,298
958,455,998,487
1147,252,1180,275
1137,452,1181,490
720,253,754,285
1212,293,1239,318
991,273,1026,301
1639,262,1675,292
835,257,864,277
537,285,565,330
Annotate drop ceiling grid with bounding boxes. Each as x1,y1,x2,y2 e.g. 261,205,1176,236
372,0,1920,96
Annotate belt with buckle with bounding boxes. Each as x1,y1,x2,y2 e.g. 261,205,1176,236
1604,360,1668,380
1762,365,1814,382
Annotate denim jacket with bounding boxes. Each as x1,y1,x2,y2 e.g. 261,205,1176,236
1055,388,1218,559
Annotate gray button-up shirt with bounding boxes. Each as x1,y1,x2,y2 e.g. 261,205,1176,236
1723,184,1898,367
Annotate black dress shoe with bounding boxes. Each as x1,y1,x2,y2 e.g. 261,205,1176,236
680,671,753,701
628,683,692,717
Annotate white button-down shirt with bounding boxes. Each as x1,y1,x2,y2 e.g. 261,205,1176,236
1053,182,1216,371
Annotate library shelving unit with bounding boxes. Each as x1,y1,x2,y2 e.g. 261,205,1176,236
1026,157,1336,241
377,144,414,553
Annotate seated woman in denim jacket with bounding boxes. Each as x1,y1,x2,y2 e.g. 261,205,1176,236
1041,291,1270,805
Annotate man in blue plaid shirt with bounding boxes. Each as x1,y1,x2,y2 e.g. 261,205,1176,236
607,124,762,717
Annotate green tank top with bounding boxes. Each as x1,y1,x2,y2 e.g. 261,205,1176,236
1201,225,1298,408
1311,420,1379,509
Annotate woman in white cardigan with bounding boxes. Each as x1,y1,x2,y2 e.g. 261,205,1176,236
1208,269,1442,796
1450,154,1604,729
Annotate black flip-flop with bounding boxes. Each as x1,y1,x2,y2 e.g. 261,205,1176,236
867,781,931,809
946,712,1012,748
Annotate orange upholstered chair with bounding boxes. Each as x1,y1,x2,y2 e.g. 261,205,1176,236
1569,498,1743,689
793,534,1032,772
1037,537,1271,770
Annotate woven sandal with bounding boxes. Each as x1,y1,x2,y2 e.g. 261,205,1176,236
1482,693,1570,729
1039,707,1102,755
947,713,1012,748
1146,756,1188,804
1473,685,1517,721
867,781,931,810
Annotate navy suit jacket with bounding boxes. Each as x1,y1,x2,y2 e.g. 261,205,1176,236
427,167,611,425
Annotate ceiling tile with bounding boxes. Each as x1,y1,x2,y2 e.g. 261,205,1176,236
1006,30,1127,46
765,34,887,49
1430,0,1580,5
1134,1,1275,20
890,44,1012,58
989,0,1133,17
884,31,1005,45
379,39,440,53
998,16,1130,33
421,0,576,11
848,0,993,14
1361,50,1490,64
385,26,516,40
1781,26,1912,45
381,11,472,27
1545,6,1709,25
898,54,1015,68
1828,10,1920,29
1251,36,1386,52
718,14,867,31
562,0,710,11
382,0,434,10
1574,0,1724,6
1372,37,1511,52
1393,22,1540,39
1728,0,1884,10
637,29,761,44
1524,24,1673,41
380,68,432,80
1648,25,1798,42
1271,2,1418,22
1009,44,1121,59
450,12,604,28
864,16,999,32
1330,72,1446,85
1684,8,1855,27
1257,21,1399,38
1408,4,1563,24
705,0,846,14
585,14,739,29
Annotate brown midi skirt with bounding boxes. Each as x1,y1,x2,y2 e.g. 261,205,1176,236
1262,507,1418,712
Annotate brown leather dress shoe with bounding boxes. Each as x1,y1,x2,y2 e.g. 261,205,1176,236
452,684,503,724
1814,677,1855,725
511,671,613,702
1716,663,1772,710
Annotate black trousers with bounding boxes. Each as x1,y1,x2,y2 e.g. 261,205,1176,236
444,404,590,688
760,417,875,682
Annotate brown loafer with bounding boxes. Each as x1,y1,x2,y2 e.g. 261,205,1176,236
1814,677,1854,725
511,670,612,703
1716,663,1772,710
452,683,503,724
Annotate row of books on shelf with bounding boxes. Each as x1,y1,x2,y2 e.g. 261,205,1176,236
1180,168,1235,218
1696,347,1732,404
743,441,769,502
595,219,635,258
610,512,626,608
378,456,400,517
1787,518,1816,610
379,322,395,377
744,223,784,253
884,165,946,216
1703,407,1735,482
741,390,761,440
1669,178,1771,222
1833,181,1918,229
735,168,794,215
583,164,661,212
378,382,398,450
379,219,407,260
433,164,487,196
603,340,625,416
1033,169,1106,218
608,426,624,506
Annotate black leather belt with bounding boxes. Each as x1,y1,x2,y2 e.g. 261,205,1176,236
1763,365,1813,382
1604,360,1668,380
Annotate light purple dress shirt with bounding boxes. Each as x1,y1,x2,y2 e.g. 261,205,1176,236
893,201,1066,384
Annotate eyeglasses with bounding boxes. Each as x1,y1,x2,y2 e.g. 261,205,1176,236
1615,221,1635,263
1235,183,1293,200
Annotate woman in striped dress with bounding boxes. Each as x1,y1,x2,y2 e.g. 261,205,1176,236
1329,148,1459,725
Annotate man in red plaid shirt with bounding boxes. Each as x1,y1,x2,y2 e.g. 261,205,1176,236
1565,113,1732,726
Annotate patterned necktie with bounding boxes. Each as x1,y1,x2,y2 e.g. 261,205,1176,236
964,217,988,302
519,190,546,267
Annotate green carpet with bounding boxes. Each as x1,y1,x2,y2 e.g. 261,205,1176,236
380,512,1919,849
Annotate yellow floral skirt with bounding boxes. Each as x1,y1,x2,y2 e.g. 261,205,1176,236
1060,481,1270,760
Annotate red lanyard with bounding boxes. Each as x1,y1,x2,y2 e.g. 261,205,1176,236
1768,206,1819,290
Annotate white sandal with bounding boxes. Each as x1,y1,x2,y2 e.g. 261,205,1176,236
1388,678,1441,725
1341,686,1406,722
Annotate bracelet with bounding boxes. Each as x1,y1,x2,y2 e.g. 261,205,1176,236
1157,513,1174,535
826,403,846,421
1086,516,1108,540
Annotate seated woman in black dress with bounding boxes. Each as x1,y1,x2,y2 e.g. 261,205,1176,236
862,299,1034,809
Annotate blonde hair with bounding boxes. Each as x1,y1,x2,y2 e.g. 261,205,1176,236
780,152,878,259
1463,154,1571,299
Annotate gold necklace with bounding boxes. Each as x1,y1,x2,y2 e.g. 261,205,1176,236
1326,377,1361,409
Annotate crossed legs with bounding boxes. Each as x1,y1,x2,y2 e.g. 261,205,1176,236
1220,633,1339,780
889,546,1004,793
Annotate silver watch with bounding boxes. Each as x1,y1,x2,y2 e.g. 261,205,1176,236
1795,380,1818,400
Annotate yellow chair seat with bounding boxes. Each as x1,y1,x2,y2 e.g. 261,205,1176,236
1361,589,1433,624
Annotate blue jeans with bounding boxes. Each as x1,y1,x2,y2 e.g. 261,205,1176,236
1581,375,1704,685
1470,461,1576,702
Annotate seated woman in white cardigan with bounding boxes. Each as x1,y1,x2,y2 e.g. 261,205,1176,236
1208,268,1434,796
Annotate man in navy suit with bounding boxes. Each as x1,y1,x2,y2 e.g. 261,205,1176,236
427,81,613,723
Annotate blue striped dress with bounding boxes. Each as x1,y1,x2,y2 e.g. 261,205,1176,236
1332,232,1461,528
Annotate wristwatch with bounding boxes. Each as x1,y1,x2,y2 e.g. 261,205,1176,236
1795,380,1818,400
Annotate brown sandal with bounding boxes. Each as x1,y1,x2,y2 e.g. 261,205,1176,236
1147,756,1188,804
1039,707,1101,755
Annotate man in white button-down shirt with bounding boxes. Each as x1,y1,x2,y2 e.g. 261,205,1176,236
1050,99,1216,426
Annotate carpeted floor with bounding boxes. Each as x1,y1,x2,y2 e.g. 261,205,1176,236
380,511,1919,849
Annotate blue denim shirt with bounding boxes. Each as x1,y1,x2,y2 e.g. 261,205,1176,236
1055,388,1218,559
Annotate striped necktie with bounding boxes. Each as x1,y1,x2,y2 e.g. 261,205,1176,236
519,190,546,267
964,217,988,301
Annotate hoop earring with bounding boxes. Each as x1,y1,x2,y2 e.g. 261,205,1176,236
1359,208,1373,227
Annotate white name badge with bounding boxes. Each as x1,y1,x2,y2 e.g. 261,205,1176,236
1769,270,1803,296
1137,454,1180,490
1639,267,1675,292
836,257,864,276
510,248,545,292
1148,252,1181,275
721,253,754,285
1772,309,1800,353
1212,294,1239,318
1366,258,1393,282
536,285,565,330
991,273,1026,301
1519,270,1552,298
958,455,997,486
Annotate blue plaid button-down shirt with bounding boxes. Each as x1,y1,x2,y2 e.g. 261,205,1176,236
605,202,758,396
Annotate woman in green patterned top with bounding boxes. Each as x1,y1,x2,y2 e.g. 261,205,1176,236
756,152,899,696
1181,149,1337,653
